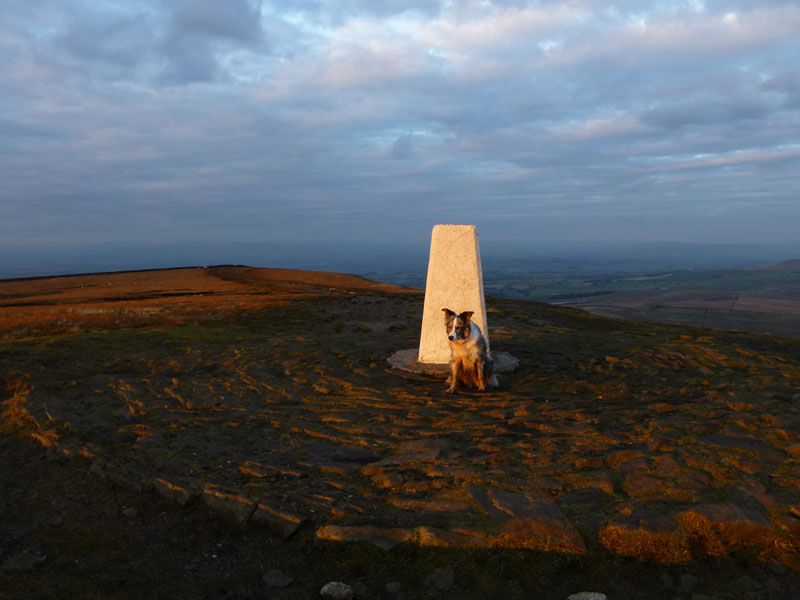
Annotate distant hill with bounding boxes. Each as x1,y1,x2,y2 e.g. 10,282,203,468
0,265,415,340
759,259,800,270
484,261,800,338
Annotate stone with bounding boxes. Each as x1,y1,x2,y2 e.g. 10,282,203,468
495,514,586,554
570,474,614,495
418,225,489,364
372,472,405,490
351,581,370,599
399,439,450,453
678,573,697,593
737,574,762,590
764,577,782,595
320,581,354,600
416,526,489,548
388,498,471,513
402,478,446,494
423,567,455,594
385,581,403,594
251,502,305,539
331,447,382,464
263,568,293,588
466,487,509,520
47,514,64,527
316,525,413,551
200,487,256,525
365,449,442,471
786,443,800,457
153,477,198,507
121,506,138,518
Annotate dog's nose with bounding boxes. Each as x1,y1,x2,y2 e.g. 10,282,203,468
448,335,454,340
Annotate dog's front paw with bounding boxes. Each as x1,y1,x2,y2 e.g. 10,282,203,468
445,387,456,394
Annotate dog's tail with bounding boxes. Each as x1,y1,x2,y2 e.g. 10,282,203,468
486,356,499,388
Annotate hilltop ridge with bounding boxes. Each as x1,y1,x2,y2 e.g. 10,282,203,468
760,259,800,271
1,267,799,599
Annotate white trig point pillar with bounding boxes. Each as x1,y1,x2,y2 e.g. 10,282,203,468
387,224,516,375
418,224,489,364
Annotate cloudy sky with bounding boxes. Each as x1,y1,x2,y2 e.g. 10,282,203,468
2,0,799,259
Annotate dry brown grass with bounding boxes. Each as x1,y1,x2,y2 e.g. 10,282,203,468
0,266,414,340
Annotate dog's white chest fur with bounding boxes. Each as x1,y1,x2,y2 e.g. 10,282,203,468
448,322,486,360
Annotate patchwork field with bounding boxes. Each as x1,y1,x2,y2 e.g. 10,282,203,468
1,267,799,599
485,260,800,339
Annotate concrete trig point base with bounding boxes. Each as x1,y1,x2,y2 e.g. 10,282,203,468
389,224,518,377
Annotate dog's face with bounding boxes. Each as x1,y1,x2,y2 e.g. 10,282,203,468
442,308,473,342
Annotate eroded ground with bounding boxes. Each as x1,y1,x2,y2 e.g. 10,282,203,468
2,267,800,599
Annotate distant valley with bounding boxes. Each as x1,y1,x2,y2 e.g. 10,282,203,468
481,259,800,339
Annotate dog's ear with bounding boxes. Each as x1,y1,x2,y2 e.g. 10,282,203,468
460,311,474,323
442,308,455,318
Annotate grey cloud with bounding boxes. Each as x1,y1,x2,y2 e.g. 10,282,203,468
642,94,771,130
59,14,157,69
158,0,268,84
1,0,799,254
167,0,264,44
391,134,414,159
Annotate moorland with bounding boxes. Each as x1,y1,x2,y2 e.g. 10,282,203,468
1,266,799,599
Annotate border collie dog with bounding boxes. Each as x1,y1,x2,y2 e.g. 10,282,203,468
442,308,498,393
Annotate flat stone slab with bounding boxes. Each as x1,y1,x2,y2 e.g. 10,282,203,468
388,348,518,376
317,525,414,551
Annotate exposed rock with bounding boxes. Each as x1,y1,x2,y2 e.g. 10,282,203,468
785,443,800,457
700,431,775,453
388,498,471,513
399,439,450,453
371,472,404,490
351,581,370,599
423,567,454,595
200,487,256,525
678,573,697,593
331,447,382,464
401,478,446,494
682,502,770,543
251,502,305,539
467,487,585,553
320,581,353,600
416,526,489,548
597,518,687,565
569,472,614,495
364,450,442,473
495,514,586,554
316,525,413,551
737,574,762,590
121,506,138,518
465,487,510,520
774,513,800,535
153,477,198,507
263,568,293,588
385,581,403,595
